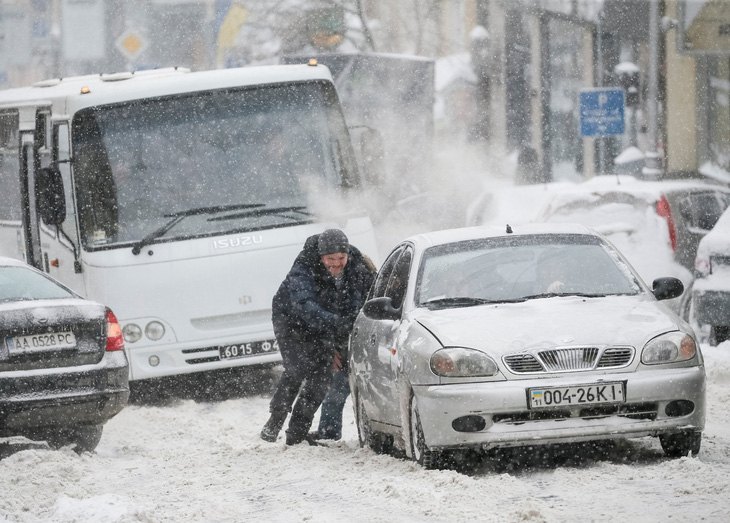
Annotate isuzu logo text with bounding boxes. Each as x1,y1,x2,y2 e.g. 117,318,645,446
213,235,264,250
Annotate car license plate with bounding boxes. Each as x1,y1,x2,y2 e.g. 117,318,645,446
529,382,625,409
219,339,279,360
6,331,77,353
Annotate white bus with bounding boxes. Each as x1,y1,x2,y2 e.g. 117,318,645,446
0,63,379,385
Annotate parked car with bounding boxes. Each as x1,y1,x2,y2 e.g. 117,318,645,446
681,206,730,346
349,224,705,469
539,175,730,273
0,257,129,452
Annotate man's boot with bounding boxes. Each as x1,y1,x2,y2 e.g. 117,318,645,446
260,411,287,442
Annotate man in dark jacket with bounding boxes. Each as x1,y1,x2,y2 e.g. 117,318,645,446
260,229,375,445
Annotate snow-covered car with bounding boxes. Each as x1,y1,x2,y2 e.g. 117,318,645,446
539,175,730,277
682,206,730,346
0,257,129,452
349,224,705,469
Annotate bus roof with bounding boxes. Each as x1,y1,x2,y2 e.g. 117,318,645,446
0,63,335,114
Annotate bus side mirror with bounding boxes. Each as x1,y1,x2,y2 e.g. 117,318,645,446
36,166,66,226
349,126,385,187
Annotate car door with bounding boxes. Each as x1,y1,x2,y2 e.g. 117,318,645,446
352,246,403,421
368,246,413,427
674,189,730,269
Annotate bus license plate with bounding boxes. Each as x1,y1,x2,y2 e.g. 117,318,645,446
529,382,625,409
6,331,77,353
219,339,279,360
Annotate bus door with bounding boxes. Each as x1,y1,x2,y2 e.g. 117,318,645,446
22,110,84,291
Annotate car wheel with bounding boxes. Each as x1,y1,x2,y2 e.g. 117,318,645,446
355,389,393,454
660,431,701,458
710,326,730,346
355,389,373,449
410,395,441,470
44,425,103,453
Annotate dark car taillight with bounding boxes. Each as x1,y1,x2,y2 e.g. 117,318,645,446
656,195,677,252
106,309,125,351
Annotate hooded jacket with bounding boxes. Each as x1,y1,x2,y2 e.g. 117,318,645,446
272,234,375,348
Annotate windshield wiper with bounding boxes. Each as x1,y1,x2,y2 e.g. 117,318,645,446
421,297,499,309
207,206,314,222
131,203,265,255
519,292,609,301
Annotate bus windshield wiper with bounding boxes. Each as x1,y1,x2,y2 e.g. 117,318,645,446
131,203,265,255
207,206,314,222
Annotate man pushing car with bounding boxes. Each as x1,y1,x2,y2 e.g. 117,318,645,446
260,229,375,445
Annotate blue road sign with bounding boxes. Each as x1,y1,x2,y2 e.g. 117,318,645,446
579,88,625,137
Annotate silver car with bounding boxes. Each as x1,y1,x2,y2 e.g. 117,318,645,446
349,224,705,469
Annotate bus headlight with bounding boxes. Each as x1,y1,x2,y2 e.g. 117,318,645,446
145,321,166,341
122,323,142,343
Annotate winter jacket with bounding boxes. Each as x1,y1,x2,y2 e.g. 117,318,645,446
272,234,375,349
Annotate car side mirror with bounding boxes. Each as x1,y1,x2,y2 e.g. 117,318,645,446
363,297,401,321
652,277,684,301
36,166,66,226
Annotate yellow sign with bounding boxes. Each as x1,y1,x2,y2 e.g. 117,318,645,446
115,30,148,60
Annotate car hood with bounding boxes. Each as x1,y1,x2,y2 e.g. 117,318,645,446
409,294,681,355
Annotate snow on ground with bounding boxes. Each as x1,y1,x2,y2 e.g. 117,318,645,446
1,340,730,523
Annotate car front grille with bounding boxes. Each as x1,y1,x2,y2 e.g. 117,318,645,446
503,346,634,374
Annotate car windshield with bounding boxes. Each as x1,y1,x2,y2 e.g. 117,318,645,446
0,266,75,302
72,81,357,249
416,234,641,308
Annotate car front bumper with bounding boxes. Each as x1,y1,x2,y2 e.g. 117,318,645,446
413,365,705,451
0,351,129,436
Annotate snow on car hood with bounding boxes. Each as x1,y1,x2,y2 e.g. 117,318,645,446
409,294,682,355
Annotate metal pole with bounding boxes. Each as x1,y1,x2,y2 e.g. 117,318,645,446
597,10,604,174
643,0,663,179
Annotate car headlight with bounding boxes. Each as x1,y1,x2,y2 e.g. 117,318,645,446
641,331,696,365
431,347,498,377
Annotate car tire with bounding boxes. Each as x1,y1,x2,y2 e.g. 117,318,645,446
43,425,104,453
354,389,392,454
659,430,701,458
410,395,441,470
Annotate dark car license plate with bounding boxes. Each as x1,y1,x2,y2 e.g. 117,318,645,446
219,339,279,360
6,331,77,354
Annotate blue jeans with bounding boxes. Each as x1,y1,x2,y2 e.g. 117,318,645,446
317,369,350,440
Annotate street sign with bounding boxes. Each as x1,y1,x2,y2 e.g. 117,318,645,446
579,88,625,137
116,30,148,60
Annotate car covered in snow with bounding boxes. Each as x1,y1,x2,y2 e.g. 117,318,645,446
682,206,730,346
0,257,129,452
349,224,705,469
539,175,730,278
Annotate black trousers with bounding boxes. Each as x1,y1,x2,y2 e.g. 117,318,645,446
269,338,334,438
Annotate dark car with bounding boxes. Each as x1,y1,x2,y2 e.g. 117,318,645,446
0,257,129,452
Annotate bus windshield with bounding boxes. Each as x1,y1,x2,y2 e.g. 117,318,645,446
72,81,358,249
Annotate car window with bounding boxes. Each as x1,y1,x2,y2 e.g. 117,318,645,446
416,234,640,308
370,246,404,299
692,192,727,231
384,248,413,310
0,266,75,302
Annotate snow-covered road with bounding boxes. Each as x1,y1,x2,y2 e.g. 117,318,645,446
2,341,729,523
